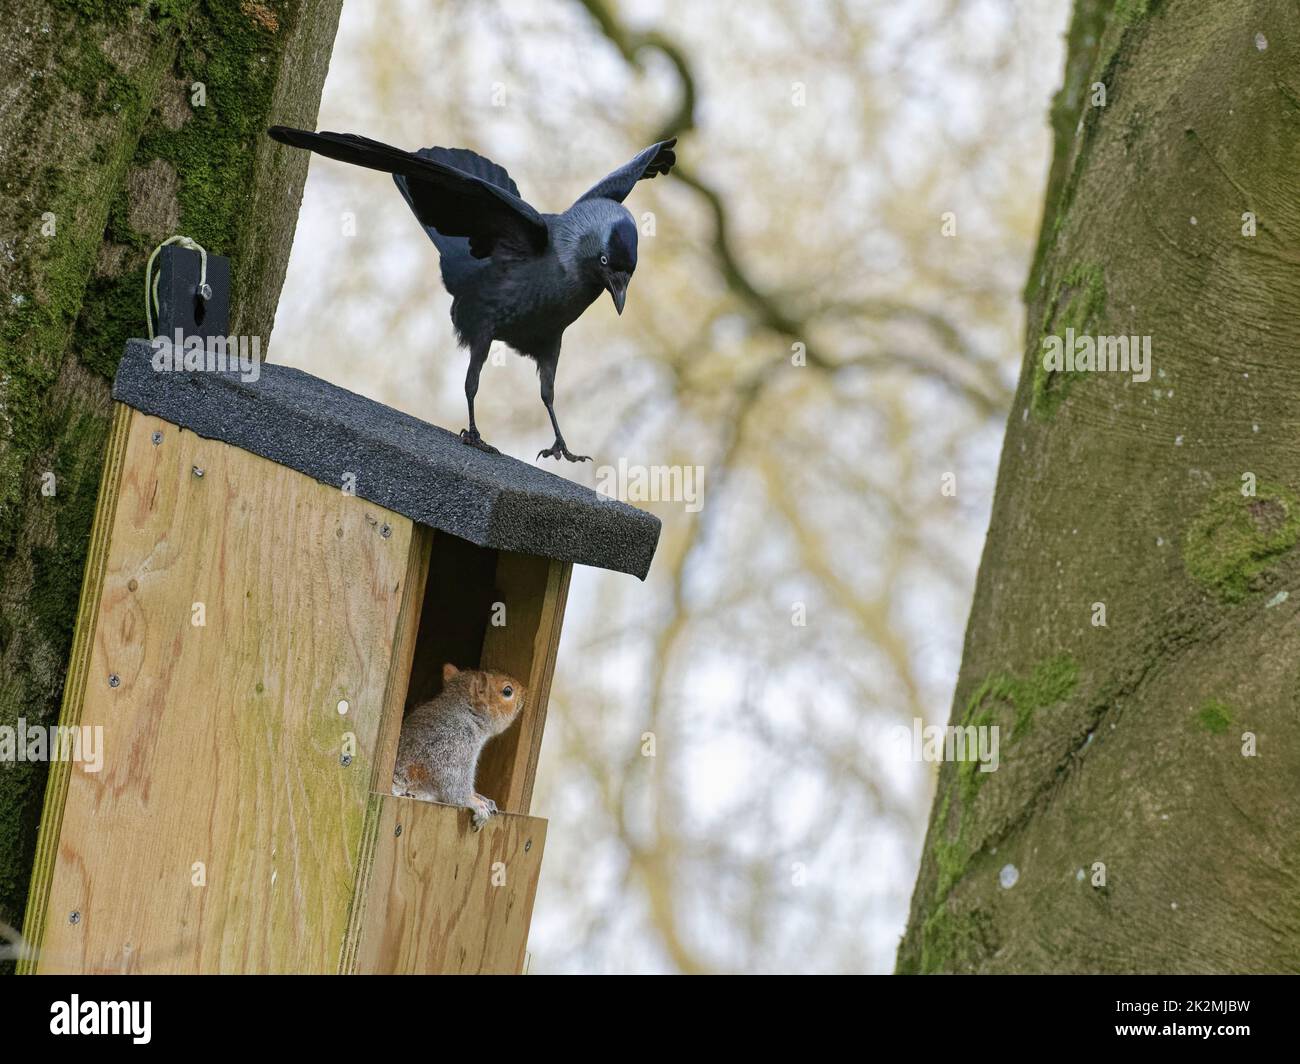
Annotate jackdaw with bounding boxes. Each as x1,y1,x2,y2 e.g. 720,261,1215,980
268,125,677,461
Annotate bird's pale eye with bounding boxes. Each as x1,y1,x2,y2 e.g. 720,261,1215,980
600,254,608,266
502,685,514,698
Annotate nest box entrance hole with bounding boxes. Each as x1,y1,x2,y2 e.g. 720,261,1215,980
386,529,571,817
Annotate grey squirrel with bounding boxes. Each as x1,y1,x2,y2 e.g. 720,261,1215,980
392,663,526,830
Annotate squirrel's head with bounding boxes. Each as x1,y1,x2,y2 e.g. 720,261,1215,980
443,663,526,736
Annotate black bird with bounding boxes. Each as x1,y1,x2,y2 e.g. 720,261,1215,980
267,126,677,462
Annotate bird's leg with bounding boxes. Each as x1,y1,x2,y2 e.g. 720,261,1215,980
536,359,590,462
459,342,499,454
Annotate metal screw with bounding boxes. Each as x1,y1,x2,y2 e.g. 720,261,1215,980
69,911,81,925
380,524,392,539
524,839,532,853
192,466,204,478
150,431,163,445
108,673,120,688
340,754,352,767
394,824,403,838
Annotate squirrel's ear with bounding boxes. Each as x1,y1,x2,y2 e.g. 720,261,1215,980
442,663,460,684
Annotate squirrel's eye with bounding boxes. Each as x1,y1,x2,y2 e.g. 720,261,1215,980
502,685,513,698
600,254,609,266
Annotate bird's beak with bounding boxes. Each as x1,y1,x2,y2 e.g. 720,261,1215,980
605,273,629,316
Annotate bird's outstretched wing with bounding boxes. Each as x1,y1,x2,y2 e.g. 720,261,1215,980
575,138,678,205
268,127,548,258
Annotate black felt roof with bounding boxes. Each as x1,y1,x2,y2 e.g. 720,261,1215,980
112,339,661,579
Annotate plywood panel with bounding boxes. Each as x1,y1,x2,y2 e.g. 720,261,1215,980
33,411,424,973
477,554,571,814
369,525,433,797
347,794,546,974
17,402,133,974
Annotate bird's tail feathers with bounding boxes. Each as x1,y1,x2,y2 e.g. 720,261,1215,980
267,126,434,180
268,128,521,199
269,126,514,283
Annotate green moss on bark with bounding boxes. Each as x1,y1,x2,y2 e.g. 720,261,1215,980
138,1,284,263
911,782,1000,974
1031,263,1107,419
1195,700,1232,735
1114,0,1162,23
918,898,995,975
916,787,974,971
1183,485,1300,603
903,652,1081,973
0,10,174,537
956,709,996,805
71,0,285,375
967,654,1080,739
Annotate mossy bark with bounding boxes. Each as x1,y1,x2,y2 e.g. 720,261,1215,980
0,0,342,937
898,0,1300,973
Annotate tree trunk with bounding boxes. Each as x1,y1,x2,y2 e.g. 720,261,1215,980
898,0,1300,974
0,0,342,934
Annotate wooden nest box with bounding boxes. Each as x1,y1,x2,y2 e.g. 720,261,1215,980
20,339,659,974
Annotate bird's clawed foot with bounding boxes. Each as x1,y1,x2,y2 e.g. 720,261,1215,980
537,438,591,463
459,428,499,454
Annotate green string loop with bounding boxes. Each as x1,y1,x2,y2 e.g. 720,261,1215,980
144,235,208,338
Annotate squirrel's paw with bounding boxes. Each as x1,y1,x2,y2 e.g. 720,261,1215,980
469,795,495,832
475,792,499,816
